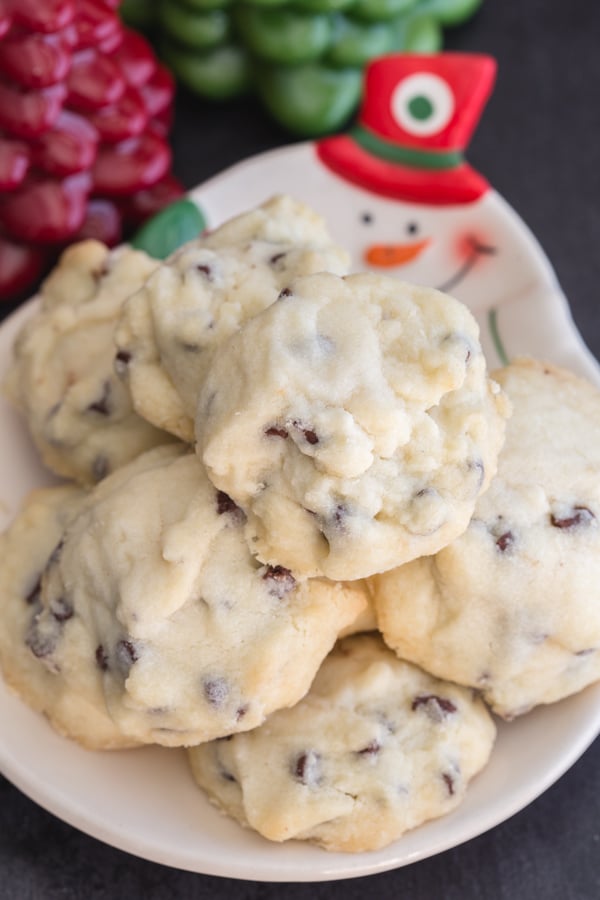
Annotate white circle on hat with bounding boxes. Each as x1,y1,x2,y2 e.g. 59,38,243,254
391,72,455,137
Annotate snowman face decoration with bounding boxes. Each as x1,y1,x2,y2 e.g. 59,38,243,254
328,186,503,311
361,204,496,291
303,167,556,318
315,53,557,315
194,52,564,364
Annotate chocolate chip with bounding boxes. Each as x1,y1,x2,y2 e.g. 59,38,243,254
47,401,61,420
264,425,289,439
291,420,318,444
49,596,73,622
216,491,236,514
25,623,58,660
92,259,111,281
317,503,349,541
412,695,457,722
92,455,109,481
442,332,474,364
87,380,111,416
277,287,293,300
442,772,455,795
356,740,381,756
215,490,245,523
95,644,109,671
114,350,131,376
203,676,229,708
48,540,64,566
292,750,321,786
24,576,42,606
262,565,296,598
196,264,213,279
495,530,515,553
376,712,397,734
414,487,434,499
550,506,595,530
181,340,204,353
467,459,485,490
116,639,139,672
332,504,348,528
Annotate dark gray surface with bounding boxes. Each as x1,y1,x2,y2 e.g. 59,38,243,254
1,1,599,896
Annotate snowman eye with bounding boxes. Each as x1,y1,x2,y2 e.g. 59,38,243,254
391,73,455,137
360,212,374,225
406,222,419,236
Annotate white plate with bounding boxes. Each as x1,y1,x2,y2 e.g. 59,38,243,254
1,144,599,882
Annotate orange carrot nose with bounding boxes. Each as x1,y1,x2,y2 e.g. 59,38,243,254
365,238,430,268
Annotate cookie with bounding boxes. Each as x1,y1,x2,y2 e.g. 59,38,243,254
196,271,510,580
0,484,139,749
188,633,495,853
27,444,367,747
371,358,600,718
114,195,351,441
4,240,173,485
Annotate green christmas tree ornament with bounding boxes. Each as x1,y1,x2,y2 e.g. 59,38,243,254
120,0,483,136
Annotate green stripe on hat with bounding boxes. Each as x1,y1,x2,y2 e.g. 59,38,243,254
351,125,464,170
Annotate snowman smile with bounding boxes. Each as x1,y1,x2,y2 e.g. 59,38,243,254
436,235,497,293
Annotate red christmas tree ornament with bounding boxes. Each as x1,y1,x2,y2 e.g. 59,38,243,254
0,137,30,189
317,53,496,206
0,29,72,89
0,0,183,301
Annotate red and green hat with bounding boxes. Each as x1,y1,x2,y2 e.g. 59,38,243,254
316,53,496,205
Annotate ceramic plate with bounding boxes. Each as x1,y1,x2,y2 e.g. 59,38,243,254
0,144,599,882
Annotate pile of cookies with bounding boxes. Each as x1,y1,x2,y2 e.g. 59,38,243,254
1,195,599,854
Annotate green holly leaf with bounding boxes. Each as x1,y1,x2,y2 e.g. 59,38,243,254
131,199,207,259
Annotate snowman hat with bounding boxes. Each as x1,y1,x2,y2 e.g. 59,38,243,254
317,53,496,205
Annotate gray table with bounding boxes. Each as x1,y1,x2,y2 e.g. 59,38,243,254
1,1,599,896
